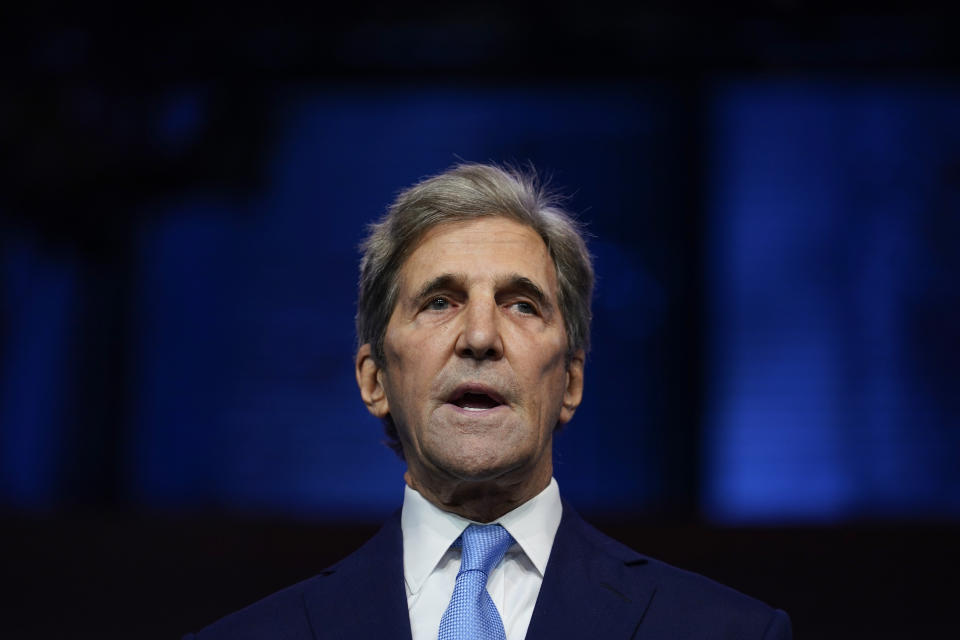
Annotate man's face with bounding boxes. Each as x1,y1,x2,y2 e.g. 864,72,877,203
356,217,584,496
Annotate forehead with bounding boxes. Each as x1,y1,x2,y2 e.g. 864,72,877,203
399,217,557,293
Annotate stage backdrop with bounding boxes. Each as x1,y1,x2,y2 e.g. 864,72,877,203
2,81,958,523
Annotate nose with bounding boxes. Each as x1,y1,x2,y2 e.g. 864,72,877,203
454,295,504,361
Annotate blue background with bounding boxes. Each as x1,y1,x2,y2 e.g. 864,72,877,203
3,81,957,524
2,5,959,528
4,9,960,638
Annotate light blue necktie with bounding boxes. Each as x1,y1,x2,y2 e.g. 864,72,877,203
438,523,515,640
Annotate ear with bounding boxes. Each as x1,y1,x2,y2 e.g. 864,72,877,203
559,349,585,424
356,343,390,418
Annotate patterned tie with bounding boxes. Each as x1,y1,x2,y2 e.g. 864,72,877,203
438,523,515,640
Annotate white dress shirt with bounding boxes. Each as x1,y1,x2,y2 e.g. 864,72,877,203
401,478,563,640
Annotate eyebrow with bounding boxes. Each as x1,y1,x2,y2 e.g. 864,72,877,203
411,273,467,305
496,274,554,315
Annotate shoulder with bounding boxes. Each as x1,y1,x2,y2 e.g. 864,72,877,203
558,504,792,639
638,554,792,638
185,513,403,640
184,572,326,640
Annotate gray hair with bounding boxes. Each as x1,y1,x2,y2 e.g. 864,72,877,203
356,162,594,454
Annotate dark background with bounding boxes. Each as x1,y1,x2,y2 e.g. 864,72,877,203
2,3,959,638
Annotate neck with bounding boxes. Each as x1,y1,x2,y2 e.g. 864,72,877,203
404,464,552,523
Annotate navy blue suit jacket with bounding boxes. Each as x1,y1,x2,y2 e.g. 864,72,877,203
186,502,792,639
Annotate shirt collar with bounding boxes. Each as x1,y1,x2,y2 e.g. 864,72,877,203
401,477,562,595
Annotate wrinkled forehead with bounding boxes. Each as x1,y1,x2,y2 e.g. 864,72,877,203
397,217,559,298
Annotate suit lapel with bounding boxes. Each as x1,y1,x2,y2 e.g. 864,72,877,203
301,512,413,640
525,503,656,640
297,503,654,640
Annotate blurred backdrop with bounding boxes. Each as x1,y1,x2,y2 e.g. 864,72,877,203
2,3,959,638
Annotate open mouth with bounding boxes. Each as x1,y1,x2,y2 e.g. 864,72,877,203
448,385,505,411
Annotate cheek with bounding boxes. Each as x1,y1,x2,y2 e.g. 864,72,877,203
382,326,404,366
536,344,569,381
521,361,567,414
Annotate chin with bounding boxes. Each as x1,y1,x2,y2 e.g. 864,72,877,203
436,448,531,483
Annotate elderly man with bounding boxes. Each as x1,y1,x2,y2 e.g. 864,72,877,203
186,163,792,639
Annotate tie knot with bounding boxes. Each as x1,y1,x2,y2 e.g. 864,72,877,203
456,524,514,576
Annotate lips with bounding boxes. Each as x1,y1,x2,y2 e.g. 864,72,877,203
447,384,506,411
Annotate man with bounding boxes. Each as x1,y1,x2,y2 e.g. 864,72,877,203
186,163,792,639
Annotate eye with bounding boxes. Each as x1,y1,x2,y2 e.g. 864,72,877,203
511,301,537,315
426,297,450,311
